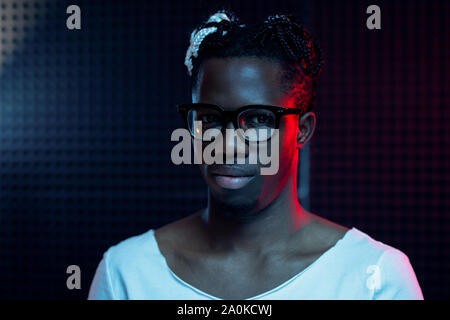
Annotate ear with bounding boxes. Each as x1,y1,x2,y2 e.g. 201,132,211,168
297,111,316,149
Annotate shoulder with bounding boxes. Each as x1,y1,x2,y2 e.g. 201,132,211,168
304,212,395,260
300,212,350,253
103,228,158,270
325,223,412,269
105,211,201,263
88,228,159,299
305,213,423,299
341,228,424,299
344,228,402,263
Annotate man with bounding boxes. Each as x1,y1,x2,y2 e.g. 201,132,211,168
88,10,423,300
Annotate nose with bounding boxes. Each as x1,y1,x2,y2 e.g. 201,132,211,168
223,121,246,163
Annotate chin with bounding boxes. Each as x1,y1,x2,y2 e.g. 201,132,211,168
207,181,258,216
211,195,262,223
210,185,257,205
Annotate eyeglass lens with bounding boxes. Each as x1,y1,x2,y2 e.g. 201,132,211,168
187,107,276,141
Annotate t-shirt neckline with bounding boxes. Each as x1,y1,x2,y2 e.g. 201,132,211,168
149,227,356,300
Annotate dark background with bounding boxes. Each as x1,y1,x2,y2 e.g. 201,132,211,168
0,0,448,299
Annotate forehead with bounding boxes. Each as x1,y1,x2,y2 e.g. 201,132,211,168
192,57,288,110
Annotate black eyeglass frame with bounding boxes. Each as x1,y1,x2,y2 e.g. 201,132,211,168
177,103,305,139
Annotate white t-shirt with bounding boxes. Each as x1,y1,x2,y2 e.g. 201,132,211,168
88,227,424,300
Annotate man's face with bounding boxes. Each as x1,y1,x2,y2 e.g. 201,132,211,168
192,57,303,221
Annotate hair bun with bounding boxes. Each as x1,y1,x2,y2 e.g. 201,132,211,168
206,9,241,25
206,12,231,24
184,10,242,76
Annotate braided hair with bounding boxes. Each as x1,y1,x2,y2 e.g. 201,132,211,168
184,10,325,114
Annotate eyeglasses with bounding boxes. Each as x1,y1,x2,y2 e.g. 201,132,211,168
177,103,304,142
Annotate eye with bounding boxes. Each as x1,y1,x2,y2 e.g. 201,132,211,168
239,109,276,130
248,114,273,125
254,114,270,123
200,114,221,124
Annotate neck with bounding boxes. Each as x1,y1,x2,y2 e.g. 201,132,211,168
199,173,311,255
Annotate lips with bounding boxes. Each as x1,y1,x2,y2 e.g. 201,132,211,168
209,165,256,190
212,175,254,189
